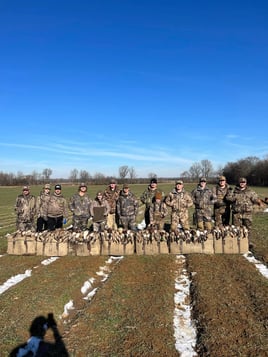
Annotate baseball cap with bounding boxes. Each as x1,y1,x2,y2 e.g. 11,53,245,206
123,183,129,189
176,180,183,185
150,178,158,184
44,184,51,189
55,184,61,190
219,176,226,181
79,182,87,188
199,177,207,182
239,177,247,183
23,185,29,191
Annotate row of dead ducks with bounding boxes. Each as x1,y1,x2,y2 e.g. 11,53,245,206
6,225,249,244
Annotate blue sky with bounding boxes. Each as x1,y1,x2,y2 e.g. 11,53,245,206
1,0,268,179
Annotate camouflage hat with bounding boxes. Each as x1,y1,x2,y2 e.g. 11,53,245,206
218,176,226,181
96,191,103,196
55,184,61,190
239,177,247,183
44,184,51,189
23,185,29,191
176,180,183,185
199,177,207,182
123,183,129,189
110,178,117,184
79,182,87,188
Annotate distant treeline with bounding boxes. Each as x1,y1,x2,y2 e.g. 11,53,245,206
1,156,268,187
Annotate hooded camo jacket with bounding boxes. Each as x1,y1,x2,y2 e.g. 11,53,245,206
44,193,68,218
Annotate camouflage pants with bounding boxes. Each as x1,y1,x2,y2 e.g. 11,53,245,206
232,212,252,231
214,206,230,227
16,219,35,232
93,221,107,232
195,209,213,231
119,215,136,231
72,215,89,232
170,211,190,231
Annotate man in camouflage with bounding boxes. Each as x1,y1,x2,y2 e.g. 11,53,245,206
117,184,139,231
165,180,193,232
103,179,120,230
140,178,165,227
69,183,92,231
191,177,217,231
226,177,262,232
149,191,168,230
14,186,36,231
212,176,232,228
36,183,51,232
44,184,68,231
90,191,110,232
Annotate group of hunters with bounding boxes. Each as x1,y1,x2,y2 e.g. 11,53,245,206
14,176,266,238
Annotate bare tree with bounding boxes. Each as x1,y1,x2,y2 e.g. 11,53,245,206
42,168,52,181
200,159,213,179
69,169,79,183
119,165,129,180
189,163,202,180
148,172,157,180
79,170,91,183
129,167,137,182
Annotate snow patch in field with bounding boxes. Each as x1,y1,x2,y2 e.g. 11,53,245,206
0,270,32,295
41,257,60,265
62,256,124,319
174,255,197,357
244,252,268,279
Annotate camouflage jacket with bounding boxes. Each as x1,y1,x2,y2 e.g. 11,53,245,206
103,186,120,214
149,201,168,222
191,185,217,209
226,185,260,214
15,194,36,221
140,187,165,209
36,191,51,217
89,198,110,219
165,188,193,212
69,193,91,218
44,193,68,218
117,191,139,217
212,184,232,208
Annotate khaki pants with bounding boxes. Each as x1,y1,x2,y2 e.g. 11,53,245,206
107,213,118,230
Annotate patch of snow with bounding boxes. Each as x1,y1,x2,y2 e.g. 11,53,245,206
41,257,59,265
243,252,268,279
263,208,268,212
0,269,32,295
174,255,197,357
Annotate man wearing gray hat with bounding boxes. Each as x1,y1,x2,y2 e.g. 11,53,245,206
165,180,193,232
212,176,232,228
14,186,36,231
36,184,51,232
69,183,92,231
191,177,217,231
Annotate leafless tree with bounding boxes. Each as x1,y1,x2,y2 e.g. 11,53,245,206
129,167,137,182
42,168,52,181
119,165,129,180
69,169,79,183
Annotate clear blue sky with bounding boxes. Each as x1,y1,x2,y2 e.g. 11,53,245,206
1,0,267,179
